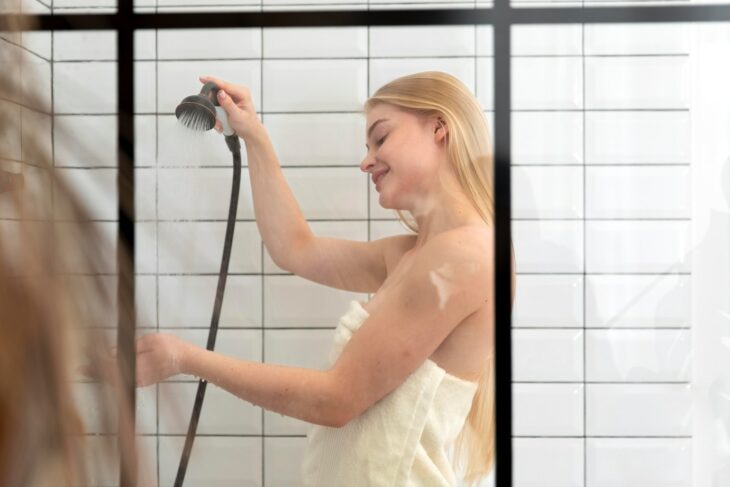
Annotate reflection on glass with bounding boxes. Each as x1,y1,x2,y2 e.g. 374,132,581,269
511,21,730,487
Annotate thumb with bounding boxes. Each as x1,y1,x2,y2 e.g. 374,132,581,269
216,89,238,115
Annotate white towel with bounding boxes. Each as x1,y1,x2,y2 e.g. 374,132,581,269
301,300,479,486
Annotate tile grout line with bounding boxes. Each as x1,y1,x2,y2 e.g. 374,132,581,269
260,15,266,485
154,5,161,484
582,15,588,487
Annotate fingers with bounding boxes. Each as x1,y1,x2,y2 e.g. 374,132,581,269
216,89,239,117
199,75,249,102
199,74,230,90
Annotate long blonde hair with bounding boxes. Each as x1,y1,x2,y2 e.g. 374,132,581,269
364,71,501,485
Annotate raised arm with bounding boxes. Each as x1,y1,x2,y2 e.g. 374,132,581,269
201,75,311,269
244,124,313,267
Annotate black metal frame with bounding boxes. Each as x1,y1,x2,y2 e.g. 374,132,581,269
4,2,730,486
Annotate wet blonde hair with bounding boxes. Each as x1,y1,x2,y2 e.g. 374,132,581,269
364,71,501,485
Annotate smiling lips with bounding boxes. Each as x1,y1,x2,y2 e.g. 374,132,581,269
373,169,389,186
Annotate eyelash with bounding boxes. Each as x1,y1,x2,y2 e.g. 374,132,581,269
377,135,386,146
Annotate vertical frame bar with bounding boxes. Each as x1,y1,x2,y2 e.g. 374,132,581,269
493,1,513,486
117,1,136,486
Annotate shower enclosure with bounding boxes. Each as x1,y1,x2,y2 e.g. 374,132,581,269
1,0,729,485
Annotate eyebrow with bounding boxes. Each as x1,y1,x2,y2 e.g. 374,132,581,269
365,118,389,149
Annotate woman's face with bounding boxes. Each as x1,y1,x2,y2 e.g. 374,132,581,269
360,103,448,210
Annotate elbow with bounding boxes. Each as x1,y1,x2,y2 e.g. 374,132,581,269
325,395,351,429
323,372,355,428
273,255,291,273
273,232,311,274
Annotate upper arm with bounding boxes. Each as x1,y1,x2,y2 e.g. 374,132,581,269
280,233,413,294
327,230,491,426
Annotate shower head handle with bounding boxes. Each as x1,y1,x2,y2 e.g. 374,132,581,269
199,81,221,107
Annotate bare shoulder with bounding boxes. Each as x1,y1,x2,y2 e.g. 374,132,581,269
382,225,493,274
382,233,418,273
433,224,494,259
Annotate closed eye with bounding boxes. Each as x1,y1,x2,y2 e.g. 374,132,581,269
365,134,387,151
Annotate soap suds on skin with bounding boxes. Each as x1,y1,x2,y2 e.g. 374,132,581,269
428,261,482,310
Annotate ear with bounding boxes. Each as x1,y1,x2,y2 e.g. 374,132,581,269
434,117,448,143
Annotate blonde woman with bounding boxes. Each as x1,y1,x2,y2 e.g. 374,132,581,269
131,71,516,486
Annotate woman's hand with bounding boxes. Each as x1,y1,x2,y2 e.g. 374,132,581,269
78,332,196,388
199,75,263,140
134,332,194,387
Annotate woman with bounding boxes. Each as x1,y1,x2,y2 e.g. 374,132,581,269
128,71,516,486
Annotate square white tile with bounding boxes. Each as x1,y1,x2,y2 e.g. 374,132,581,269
586,165,690,219
264,27,366,58
514,438,584,487
264,59,367,112
586,329,692,382
585,56,689,109
585,111,690,164
586,220,692,273
585,274,690,328
370,26,475,57
586,438,691,487
512,165,583,219
512,111,583,165
513,383,584,436
512,220,584,273
512,274,584,328
586,383,692,436
514,329,583,382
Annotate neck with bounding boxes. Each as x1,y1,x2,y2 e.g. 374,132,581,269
411,194,484,249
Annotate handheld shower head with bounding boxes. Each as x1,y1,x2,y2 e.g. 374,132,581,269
175,81,235,136
170,79,243,487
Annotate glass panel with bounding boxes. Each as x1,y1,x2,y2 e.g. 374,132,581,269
139,24,495,486
4,12,729,487
511,21,730,487
4,22,496,487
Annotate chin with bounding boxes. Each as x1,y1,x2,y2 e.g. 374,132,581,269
378,196,403,212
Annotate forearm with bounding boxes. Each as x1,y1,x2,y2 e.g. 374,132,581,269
181,344,343,428
242,125,312,268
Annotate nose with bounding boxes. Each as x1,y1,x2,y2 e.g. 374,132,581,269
360,152,375,173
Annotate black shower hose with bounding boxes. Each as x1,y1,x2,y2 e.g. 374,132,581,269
173,134,242,487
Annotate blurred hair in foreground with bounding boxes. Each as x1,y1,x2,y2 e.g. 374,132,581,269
0,16,152,487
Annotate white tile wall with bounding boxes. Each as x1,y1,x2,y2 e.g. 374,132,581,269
586,438,692,487
509,21,693,487
45,13,699,487
513,438,584,487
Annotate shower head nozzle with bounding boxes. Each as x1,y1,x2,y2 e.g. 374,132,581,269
175,81,225,133
175,95,217,131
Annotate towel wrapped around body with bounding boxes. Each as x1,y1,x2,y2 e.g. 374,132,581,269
301,300,480,487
